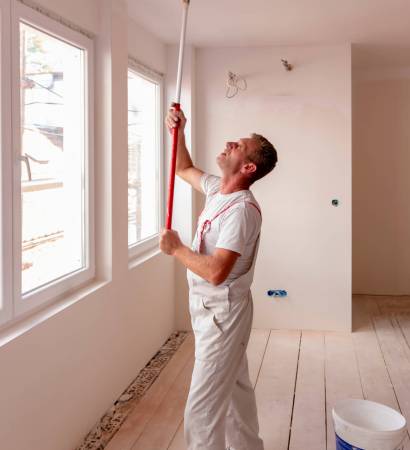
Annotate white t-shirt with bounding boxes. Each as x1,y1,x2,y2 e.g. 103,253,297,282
191,173,262,285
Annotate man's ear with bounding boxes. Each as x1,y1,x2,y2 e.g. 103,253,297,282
241,162,257,175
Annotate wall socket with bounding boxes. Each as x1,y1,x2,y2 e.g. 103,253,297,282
267,290,288,298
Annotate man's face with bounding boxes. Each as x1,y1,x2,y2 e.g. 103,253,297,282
217,137,259,177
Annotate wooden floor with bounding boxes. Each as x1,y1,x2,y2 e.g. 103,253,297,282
106,296,410,450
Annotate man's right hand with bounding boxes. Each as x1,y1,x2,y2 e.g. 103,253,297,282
165,103,204,192
165,104,187,134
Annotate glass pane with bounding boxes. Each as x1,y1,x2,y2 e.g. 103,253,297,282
128,70,159,247
20,23,86,294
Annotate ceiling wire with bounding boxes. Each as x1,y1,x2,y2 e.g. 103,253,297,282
226,71,247,98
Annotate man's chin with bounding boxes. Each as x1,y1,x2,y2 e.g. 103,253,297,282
216,156,225,170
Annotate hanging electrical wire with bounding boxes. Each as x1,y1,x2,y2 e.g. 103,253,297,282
226,71,247,98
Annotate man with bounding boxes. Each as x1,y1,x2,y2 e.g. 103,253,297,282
159,106,277,450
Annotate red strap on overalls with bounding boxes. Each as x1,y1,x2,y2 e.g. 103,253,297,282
198,200,261,252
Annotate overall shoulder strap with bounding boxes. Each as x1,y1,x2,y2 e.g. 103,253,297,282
245,201,262,217
208,199,262,224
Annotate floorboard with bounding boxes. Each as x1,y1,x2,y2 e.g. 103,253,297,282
106,334,194,450
289,331,326,450
353,297,399,409
131,357,195,450
325,332,363,450
255,330,301,450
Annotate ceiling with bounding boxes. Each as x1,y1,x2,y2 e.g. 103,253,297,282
128,0,410,67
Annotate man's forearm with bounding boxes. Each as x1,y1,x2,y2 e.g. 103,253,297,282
176,132,194,173
174,244,217,285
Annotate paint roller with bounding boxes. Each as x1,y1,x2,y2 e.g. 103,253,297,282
166,0,190,229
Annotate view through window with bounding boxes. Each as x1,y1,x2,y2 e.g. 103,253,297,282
20,22,86,294
128,69,160,248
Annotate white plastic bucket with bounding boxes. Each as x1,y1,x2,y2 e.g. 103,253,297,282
332,399,407,450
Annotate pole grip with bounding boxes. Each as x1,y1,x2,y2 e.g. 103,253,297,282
166,103,181,230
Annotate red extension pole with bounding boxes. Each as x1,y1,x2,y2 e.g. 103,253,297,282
166,103,181,229
166,0,190,230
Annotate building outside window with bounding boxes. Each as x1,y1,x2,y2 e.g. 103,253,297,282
128,65,163,258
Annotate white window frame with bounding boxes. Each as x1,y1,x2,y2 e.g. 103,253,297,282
10,1,95,318
127,59,164,261
0,0,13,326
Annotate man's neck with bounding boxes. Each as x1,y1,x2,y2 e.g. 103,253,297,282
220,176,251,195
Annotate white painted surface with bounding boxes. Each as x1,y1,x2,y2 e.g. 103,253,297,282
127,1,410,72
31,0,100,34
128,18,166,74
0,1,175,449
127,0,410,51
353,67,410,295
191,45,352,331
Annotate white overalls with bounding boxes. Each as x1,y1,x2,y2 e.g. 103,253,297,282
184,199,265,450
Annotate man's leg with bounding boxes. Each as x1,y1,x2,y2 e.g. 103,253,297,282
184,295,253,450
184,358,241,450
225,353,264,450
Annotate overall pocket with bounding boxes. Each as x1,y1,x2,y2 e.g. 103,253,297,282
201,285,230,333
202,283,229,308
189,289,230,362
189,295,224,361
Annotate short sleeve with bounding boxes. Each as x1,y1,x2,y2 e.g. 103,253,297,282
215,203,261,255
200,173,221,197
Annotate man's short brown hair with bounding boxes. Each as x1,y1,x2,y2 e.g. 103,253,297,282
247,133,278,182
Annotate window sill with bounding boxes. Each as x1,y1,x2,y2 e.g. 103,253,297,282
128,245,162,271
0,278,110,349
128,234,163,269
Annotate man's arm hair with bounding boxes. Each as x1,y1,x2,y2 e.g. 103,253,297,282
175,132,204,193
174,245,239,286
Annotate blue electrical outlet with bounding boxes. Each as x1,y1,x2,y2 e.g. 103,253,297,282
267,290,288,297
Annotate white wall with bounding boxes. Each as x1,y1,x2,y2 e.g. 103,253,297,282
0,1,175,449
188,45,352,332
353,67,410,295
128,17,166,74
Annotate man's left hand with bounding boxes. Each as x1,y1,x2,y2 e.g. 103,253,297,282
159,229,183,255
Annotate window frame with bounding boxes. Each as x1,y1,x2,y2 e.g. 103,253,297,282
127,60,164,261
10,1,95,318
0,0,13,326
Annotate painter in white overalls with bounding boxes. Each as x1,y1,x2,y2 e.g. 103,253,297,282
184,173,265,450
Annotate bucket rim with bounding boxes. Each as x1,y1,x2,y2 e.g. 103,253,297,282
332,399,407,436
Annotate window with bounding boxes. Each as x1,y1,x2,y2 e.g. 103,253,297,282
0,1,94,325
128,64,163,257
19,22,88,295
